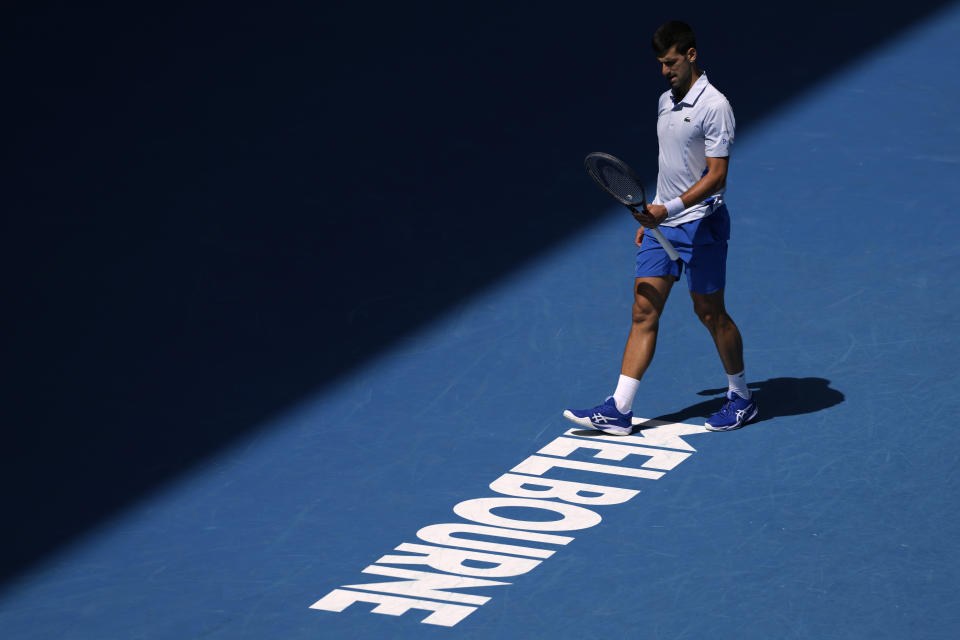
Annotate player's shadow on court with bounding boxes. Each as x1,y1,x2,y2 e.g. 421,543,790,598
653,376,845,426
569,377,843,437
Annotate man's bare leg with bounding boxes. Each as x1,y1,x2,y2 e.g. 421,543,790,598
621,276,675,380
689,288,744,375
563,275,675,433
690,287,758,430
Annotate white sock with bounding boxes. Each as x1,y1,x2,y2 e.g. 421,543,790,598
612,375,640,413
727,371,750,399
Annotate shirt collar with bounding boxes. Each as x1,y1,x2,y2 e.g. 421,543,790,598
671,72,709,107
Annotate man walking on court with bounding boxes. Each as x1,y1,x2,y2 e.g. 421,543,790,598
564,21,758,434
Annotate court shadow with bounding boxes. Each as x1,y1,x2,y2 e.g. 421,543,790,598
654,377,845,425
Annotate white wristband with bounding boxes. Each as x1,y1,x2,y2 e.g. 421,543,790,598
665,196,685,217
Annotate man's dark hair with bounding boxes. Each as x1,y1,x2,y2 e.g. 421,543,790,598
652,21,697,57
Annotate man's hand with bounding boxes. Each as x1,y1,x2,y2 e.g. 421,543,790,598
635,226,645,247
631,203,668,228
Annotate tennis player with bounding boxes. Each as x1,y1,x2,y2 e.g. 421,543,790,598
564,21,758,433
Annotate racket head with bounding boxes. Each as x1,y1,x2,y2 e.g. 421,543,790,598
584,152,647,209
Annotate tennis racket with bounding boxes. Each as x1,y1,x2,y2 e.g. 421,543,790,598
584,152,680,261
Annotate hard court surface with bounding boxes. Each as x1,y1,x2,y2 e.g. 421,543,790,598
3,3,960,639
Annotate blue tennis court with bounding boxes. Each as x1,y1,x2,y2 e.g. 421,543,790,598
3,2,960,639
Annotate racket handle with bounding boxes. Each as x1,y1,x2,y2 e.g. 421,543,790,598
650,228,680,261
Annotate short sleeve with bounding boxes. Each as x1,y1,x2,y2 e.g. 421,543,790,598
703,100,735,157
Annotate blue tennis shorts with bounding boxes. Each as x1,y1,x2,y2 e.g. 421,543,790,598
635,204,731,294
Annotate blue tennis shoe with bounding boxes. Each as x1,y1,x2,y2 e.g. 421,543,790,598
563,397,633,435
705,391,759,431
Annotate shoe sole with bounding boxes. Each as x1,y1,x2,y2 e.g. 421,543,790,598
562,410,632,435
704,403,759,432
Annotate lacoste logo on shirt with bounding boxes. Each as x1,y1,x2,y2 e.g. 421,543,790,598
683,117,691,122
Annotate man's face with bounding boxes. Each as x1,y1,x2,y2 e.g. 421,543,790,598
657,45,696,92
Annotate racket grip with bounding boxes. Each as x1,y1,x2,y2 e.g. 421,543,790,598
650,228,680,261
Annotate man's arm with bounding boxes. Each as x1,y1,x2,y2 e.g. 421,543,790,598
634,155,729,228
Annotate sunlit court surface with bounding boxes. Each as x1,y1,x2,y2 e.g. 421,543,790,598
4,2,960,639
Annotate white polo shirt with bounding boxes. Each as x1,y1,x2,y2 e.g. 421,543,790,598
653,72,735,226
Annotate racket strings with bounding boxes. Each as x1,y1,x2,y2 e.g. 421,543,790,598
585,155,645,206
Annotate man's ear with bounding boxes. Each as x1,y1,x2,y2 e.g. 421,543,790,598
686,47,698,64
